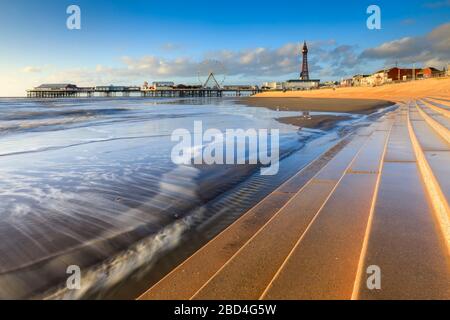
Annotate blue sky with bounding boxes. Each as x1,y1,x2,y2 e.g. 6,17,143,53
0,0,449,96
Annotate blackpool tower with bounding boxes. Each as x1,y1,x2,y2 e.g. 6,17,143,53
300,41,310,80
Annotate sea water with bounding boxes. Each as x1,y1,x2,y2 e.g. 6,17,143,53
0,97,373,299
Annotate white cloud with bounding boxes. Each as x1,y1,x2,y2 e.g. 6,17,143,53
30,39,369,86
360,23,450,67
21,66,43,73
22,22,450,91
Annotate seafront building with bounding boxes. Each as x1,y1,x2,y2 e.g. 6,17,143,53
339,78,353,87
420,67,444,78
261,82,284,90
151,82,175,90
340,66,447,88
261,79,320,91
34,83,79,91
352,74,371,86
283,79,320,90
96,85,141,92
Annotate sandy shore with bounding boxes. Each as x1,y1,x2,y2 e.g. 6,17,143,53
244,78,450,129
139,78,450,301
243,97,393,113
242,97,392,129
277,115,352,130
253,77,450,102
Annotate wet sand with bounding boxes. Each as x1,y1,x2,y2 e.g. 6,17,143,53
242,97,393,114
242,97,392,129
277,115,352,131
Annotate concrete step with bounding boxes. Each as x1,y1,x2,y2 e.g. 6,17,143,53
421,98,450,118
190,129,376,300
261,114,395,300
407,102,450,253
429,97,450,106
138,127,374,300
416,100,450,144
354,106,450,300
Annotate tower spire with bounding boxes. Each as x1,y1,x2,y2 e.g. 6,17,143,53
300,41,310,80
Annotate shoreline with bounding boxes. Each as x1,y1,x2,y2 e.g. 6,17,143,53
134,100,395,300
138,133,356,300
277,114,353,131
242,97,394,114
72,126,346,300
242,96,394,129
4,97,358,300
139,96,450,300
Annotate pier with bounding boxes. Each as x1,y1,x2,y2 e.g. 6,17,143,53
26,84,262,98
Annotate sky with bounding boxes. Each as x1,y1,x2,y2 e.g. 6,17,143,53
0,0,449,96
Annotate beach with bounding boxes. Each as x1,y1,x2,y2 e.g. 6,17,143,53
243,97,393,113
0,78,448,300
243,78,450,131
0,97,371,299
252,77,450,101
243,97,393,130
140,77,450,300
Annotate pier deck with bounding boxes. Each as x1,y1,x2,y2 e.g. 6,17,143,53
26,88,261,98
139,99,450,300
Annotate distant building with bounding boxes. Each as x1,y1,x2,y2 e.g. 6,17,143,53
383,68,414,82
262,80,319,91
283,79,320,90
223,85,258,90
363,67,421,86
152,82,175,90
262,82,283,90
362,67,444,86
340,78,353,87
174,84,202,89
95,85,137,91
352,74,371,87
321,81,338,87
447,64,450,77
419,67,443,78
35,84,78,91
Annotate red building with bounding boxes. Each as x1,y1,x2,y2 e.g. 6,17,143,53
380,67,443,82
384,67,421,81
420,67,443,78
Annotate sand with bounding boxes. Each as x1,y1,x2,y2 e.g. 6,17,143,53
243,97,393,113
277,115,352,130
253,77,450,102
243,78,450,128
242,97,392,129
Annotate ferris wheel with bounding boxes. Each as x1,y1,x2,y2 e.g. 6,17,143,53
197,59,227,89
